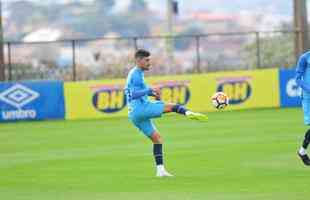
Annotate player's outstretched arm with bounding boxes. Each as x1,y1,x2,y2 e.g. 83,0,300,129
128,88,154,100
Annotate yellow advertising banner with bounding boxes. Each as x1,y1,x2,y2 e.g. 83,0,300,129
178,68,280,112
64,68,280,120
64,79,127,120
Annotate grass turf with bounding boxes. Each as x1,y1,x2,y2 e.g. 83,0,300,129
0,108,309,200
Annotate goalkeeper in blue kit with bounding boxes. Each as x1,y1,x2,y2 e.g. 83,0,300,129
296,51,310,166
124,49,208,177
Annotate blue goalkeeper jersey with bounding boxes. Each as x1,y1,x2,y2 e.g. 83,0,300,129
296,51,310,98
124,67,151,110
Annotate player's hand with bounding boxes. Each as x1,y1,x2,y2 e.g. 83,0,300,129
151,87,161,100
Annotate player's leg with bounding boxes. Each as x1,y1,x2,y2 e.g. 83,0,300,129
163,103,187,113
298,99,310,166
149,130,173,177
302,129,310,151
142,101,207,122
131,117,173,176
163,103,208,122
298,129,310,166
143,101,165,119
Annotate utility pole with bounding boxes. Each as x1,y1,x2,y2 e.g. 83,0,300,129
294,0,309,60
0,1,5,81
166,0,174,74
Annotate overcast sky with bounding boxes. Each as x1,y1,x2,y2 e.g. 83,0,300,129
1,0,274,11
2,0,305,16
1,0,210,16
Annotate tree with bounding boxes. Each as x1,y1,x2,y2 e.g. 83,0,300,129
128,0,148,13
174,26,204,50
110,14,150,36
243,32,295,69
95,0,115,14
8,1,36,26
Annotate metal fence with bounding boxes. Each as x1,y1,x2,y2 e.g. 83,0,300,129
3,30,297,81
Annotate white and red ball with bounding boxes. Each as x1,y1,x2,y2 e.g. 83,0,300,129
211,92,229,109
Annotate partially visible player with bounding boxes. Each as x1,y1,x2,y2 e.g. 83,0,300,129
124,49,208,177
296,51,310,166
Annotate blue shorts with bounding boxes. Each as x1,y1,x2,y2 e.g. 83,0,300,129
302,98,310,125
129,101,165,137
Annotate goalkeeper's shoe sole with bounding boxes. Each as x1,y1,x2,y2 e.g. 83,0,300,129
297,152,310,166
186,112,208,122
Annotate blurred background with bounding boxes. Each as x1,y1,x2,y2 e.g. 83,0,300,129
0,0,308,81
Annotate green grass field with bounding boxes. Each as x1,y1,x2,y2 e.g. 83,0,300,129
0,108,309,200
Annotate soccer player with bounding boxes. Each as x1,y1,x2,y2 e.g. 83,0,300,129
296,51,310,166
124,49,208,177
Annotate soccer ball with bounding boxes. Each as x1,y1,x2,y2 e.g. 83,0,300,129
211,92,229,109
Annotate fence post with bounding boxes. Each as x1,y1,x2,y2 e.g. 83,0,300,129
195,35,201,73
294,29,301,64
133,37,138,51
255,32,261,69
7,42,12,81
72,40,76,81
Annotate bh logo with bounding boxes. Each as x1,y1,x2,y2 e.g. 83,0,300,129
92,85,126,113
216,76,252,104
0,84,39,120
155,80,190,105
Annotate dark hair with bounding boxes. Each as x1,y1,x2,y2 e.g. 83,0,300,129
135,49,150,59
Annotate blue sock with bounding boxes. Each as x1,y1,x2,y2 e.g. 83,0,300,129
153,144,163,165
303,129,310,149
172,104,187,115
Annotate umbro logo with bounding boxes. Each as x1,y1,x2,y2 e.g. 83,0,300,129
0,84,40,109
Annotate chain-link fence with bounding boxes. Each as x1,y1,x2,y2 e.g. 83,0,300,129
3,30,297,81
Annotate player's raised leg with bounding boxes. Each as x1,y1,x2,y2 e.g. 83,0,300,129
163,103,208,122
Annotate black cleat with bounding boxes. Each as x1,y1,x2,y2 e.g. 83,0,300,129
297,152,310,166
